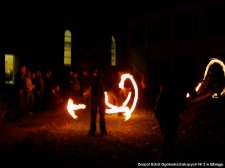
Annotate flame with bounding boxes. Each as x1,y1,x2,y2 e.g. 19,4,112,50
203,58,225,80
186,93,190,98
67,98,86,119
195,82,202,92
187,58,225,98
212,93,219,99
187,82,202,98
105,73,138,121
203,58,225,98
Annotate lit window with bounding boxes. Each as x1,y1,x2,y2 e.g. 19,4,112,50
64,29,72,66
111,35,116,66
5,54,15,84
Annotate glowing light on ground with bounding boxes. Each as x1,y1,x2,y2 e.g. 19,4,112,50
105,73,138,121
67,98,86,119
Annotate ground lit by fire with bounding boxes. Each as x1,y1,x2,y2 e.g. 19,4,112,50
0,97,225,167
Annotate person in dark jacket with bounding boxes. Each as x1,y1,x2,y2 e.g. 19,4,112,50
88,67,107,136
154,57,197,161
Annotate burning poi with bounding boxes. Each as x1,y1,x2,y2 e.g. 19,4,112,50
104,73,138,121
67,98,86,119
187,58,225,98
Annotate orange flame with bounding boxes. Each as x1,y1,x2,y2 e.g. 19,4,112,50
203,58,225,98
105,73,138,121
195,82,202,92
187,82,202,98
67,98,86,119
187,58,225,98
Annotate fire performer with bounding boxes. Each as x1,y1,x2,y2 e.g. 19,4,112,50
88,67,107,136
154,58,197,161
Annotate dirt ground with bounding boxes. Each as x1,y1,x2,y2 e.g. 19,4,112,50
0,98,225,168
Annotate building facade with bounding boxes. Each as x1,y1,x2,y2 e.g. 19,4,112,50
127,0,225,88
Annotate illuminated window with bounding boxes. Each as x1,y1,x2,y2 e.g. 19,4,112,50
64,29,72,66
111,35,116,66
5,54,15,84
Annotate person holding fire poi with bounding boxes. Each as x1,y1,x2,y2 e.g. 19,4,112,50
88,66,107,136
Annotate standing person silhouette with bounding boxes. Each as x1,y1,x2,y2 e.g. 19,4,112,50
88,67,107,136
154,57,196,161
